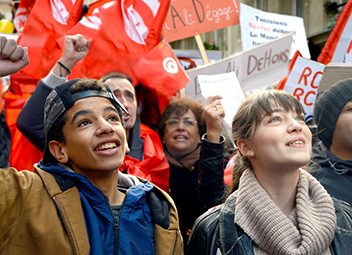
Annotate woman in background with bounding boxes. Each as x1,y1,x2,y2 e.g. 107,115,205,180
159,96,228,245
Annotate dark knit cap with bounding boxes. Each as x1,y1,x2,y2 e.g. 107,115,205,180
43,79,127,164
314,78,352,149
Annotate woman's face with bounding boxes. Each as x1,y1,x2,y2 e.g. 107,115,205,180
163,109,201,158
243,107,312,171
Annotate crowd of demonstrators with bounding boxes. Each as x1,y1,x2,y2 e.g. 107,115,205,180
0,40,183,253
2,31,352,255
188,90,352,255
16,34,170,192
309,79,352,205
158,96,228,246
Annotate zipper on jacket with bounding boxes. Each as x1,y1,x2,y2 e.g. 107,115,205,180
53,197,79,255
114,215,119,255
107,190,127,255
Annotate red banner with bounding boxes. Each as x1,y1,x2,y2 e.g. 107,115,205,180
133,40,190,112
162,0,240,42
17,0,83,80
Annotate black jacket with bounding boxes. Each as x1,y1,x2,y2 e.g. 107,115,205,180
169,135,226,245
187,194,352,255
310,142,352,206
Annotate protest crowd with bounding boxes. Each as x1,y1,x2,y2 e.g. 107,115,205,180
1,0,352,254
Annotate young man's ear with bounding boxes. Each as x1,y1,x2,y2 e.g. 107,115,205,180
48,140,69,163
236,139,255,157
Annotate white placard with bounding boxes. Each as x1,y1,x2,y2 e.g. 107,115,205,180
284,57,325,122
197,72,245,126
240,3,310,59
186,33,292,98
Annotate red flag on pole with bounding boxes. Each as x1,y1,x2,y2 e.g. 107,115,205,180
66,0,170,83
13,0,36,33
17,0,84,79
133,40,190,112
318,0,352,64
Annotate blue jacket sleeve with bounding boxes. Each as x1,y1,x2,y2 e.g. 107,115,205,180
16,81,52,151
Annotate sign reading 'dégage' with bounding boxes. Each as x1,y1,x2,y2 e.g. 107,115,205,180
162,0,240,42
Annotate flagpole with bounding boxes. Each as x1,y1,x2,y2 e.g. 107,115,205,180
194,34,209,65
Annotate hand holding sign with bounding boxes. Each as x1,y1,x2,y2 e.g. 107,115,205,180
203,95,225,143
197,72,245,126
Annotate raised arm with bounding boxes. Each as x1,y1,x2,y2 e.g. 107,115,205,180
0,36,29,77
16,35,90,150
199,96,226,208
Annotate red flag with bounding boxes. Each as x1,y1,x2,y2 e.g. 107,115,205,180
133,40,190,112
318,0,352,64
4,90,42,170
60,0,115,42
66,0,170,83
13,0,36,33
120,124,169,192
17,0,83,80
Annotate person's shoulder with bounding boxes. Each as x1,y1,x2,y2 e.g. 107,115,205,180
1,167,41,182
0,166,47,196
194,204,222,230
186,204,222,255
140,123,160,138
333,198,352,230
139,124,164,152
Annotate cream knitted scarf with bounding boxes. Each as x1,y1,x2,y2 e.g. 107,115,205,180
233,169,336,255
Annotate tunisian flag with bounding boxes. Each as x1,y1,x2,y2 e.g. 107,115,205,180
133,40,190,112
318,0,352,64
13,0,36,33
17,0,84,79
66,0,170,84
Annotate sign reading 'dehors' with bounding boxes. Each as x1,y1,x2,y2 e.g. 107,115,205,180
162,0,240,42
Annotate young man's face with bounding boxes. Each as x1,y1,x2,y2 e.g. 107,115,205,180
331,101,352,160
52,97,127,175
104,78,137,133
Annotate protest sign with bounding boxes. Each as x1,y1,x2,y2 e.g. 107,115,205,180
197,72,245,126
185,33,292,97
240,3,310,59
345,40,352,62
318,63,352,93
162,0,240,42
283,57,325,122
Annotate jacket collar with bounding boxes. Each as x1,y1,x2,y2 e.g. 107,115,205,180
35,165,90,254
